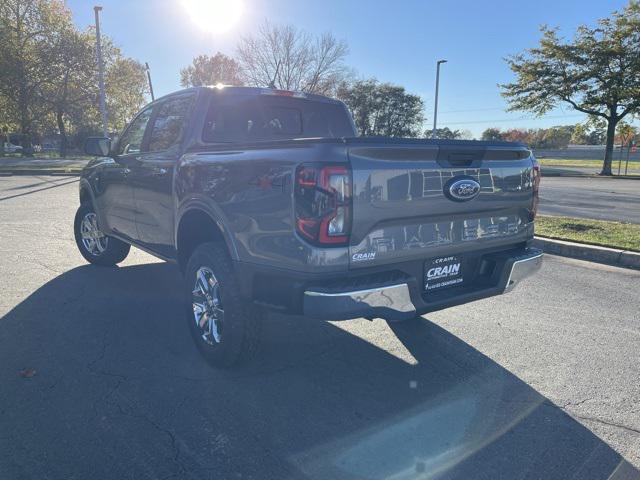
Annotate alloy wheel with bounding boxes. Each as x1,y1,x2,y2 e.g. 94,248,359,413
192,267,224,345
80,212,108,256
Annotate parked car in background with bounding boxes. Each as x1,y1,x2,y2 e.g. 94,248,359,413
3,142,23,153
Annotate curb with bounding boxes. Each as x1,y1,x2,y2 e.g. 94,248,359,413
533,237,640,270
0,168,82,176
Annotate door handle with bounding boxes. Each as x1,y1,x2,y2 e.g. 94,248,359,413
123,168,131,175
152,167,168,176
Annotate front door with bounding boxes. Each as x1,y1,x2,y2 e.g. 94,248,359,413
98,106,153,241
128,93,195,258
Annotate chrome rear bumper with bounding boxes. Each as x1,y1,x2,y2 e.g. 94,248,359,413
303,248,543,321
304,283,416,321
504,250,543,292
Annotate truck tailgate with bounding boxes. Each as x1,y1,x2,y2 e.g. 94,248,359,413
347,140,536,269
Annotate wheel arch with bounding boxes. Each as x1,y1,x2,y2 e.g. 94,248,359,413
176,206,238,271
78,179,95,207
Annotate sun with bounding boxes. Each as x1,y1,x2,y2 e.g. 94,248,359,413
182,0,244,34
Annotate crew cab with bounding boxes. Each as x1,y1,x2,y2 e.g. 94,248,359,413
76,86,542,367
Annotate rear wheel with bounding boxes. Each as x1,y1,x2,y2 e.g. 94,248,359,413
185,242,261,368
74,203,130,266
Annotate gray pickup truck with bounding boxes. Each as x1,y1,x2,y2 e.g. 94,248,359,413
77,86,542,367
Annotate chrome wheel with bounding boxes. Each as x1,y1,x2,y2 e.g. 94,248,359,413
80,212,108,256
192,267,224,345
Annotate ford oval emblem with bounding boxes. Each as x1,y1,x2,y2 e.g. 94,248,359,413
444,177,481,202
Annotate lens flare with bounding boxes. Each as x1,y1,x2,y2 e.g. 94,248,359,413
181,0,244,34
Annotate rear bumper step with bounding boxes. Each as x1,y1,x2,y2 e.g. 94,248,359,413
504,250,543,292
304,283,416,322
304,248,542,321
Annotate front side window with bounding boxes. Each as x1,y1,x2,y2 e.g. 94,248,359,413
148,95,194,152
118,107,153,155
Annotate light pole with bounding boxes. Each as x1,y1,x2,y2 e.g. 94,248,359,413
94,6,108,137
145,62,155,101
432,59,447,139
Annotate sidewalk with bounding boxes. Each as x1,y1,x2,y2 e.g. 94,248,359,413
0,157,89,175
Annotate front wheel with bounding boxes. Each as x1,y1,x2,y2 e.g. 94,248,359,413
74,203,130,266
185,242,261,368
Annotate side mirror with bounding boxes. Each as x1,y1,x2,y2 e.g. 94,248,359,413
84,137,111,157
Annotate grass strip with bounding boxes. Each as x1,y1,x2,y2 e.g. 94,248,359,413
536,215,640,252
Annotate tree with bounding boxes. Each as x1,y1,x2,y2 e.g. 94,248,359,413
337,79,424,137
236,21,349,95
502,128,530,143
39,21,97,157
0,0,149,156
570,123,589,144
430,127,463,139
180,52,243,87
0,0,67,152
481,128,504,141
501,1,640,175
104,54,148,133
615,121,637,146
540,125,573,148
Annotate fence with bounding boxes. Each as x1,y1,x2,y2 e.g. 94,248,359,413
533,145,640,161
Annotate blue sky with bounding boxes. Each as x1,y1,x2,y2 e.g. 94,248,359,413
66,0,630,137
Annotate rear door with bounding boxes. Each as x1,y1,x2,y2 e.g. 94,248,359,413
348,141,536,270
128,93,195,257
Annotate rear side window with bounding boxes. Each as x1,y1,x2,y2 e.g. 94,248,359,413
202,95,354,143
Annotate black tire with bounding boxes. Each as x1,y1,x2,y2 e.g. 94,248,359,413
184,242,261,368
74,203,130,266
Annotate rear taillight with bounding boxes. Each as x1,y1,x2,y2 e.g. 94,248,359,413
294,164,352,246
530,160,541,221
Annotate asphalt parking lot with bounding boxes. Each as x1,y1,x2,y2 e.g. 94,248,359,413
1,175,639,480
539,176,640,224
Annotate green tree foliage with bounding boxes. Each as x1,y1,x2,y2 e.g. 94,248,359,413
481,128,504,141
571,118,608,145
570,123,589,145
337,79,424,137
180,52,243,87
540,125,574,148
40,23,96,157
615,121,637,146
501,1,640,175
429,127,463,139
0,0,148,156
0,0,64,149
104,54,148,133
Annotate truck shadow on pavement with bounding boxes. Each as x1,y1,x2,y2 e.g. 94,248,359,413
0,262,638,480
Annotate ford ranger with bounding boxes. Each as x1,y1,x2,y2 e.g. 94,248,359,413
76,86,542,367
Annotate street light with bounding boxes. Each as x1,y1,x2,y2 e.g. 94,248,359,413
94,6,108,137
145,62,155,101
432,59,447,139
